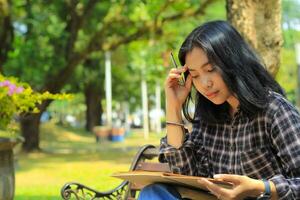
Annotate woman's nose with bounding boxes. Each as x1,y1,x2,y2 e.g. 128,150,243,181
201,77,213,88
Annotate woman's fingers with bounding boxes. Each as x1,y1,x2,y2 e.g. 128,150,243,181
169,67,187,74
213,174,243,185
166,72,185,87
168,65,188,84
198,178,230,199
168,73,181,79
166,73,181,86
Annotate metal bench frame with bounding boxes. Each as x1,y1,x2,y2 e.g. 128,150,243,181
60,144,159,200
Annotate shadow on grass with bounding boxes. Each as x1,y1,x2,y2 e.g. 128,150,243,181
14,147,140,173
14,122,162,173
14,123,164,199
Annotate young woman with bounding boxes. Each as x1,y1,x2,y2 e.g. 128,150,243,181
138,21,300,200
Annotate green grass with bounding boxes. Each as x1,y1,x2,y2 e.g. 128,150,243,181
15,122,164,200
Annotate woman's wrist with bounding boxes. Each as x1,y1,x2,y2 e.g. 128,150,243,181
165,104,185,149
248,179,278,199
270,181,278,200
166,121,185,128
248,179,265,197
166,105,182,122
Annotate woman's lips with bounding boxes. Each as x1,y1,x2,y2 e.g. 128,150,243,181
206,91,219,98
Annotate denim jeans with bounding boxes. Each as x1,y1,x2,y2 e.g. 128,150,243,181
138,183,182,200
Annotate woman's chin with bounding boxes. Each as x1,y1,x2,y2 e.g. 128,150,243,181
210,98,226,105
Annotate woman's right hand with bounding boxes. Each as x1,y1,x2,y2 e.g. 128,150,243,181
165,65,193,110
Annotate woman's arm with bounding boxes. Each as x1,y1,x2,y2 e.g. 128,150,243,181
165,103,185,149
164,65,191,148
267,96,300,199
159,66,209,175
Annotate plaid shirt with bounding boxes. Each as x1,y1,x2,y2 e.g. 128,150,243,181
159,92,300,200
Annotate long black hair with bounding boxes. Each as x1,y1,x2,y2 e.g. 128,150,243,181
179,20,285,123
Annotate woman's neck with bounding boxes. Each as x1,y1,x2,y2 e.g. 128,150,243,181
227,95,240,118
229,106,239,118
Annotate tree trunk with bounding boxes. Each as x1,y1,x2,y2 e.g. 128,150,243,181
226,0,282,77
84,83,103,132
20,113,42,151
19,99,52,151
0,0,13,73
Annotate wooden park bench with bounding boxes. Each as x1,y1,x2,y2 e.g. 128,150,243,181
60,144,160,200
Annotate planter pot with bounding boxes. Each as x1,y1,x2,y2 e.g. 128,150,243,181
0,136,23,200
93,126,111,138
109,128,125,142
111,127,125,136
110,135,124,142
93,126,112,142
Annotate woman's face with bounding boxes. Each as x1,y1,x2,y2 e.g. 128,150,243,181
185,47,238,108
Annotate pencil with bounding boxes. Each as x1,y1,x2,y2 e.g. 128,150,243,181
170,52,185,86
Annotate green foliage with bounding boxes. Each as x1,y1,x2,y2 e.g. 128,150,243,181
2,0,227,119
0,0,9,17
107,0,225,111
6,0,297,130
283,29,300,49
277,48,297,103
5,1,68,88
48,93,86,126
0,74,71,130
278,0,300,103
282,0,300,48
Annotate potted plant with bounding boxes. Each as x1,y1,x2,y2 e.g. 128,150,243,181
0,74,69,200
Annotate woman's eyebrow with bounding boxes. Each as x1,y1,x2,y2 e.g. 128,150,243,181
188,62,210,71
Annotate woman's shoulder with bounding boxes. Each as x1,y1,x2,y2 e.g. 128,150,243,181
266,91,299,116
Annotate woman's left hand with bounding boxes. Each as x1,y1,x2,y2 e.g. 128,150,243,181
197,174,263,200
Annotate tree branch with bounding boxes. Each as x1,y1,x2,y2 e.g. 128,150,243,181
96,0,218,51
44,0,100,92
24,0,33,40
105,26,150,51
43,0,216,95
44,51,87,93
152,0,173,34
154,0,173,22
82,0,99,20
64,0,79,60
65,0,99,60
162,0,217,22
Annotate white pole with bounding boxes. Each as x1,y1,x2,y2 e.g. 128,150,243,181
155,81,162,134
105,51,112,127
123,101,130,133
142,78,149,139
296,43,300,65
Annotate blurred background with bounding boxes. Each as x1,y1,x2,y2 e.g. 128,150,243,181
0,0,299,199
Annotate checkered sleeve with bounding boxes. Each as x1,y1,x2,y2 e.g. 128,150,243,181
158,121,210,177
269,99,300,199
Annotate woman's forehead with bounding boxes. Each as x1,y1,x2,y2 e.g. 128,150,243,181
185,48,209,70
